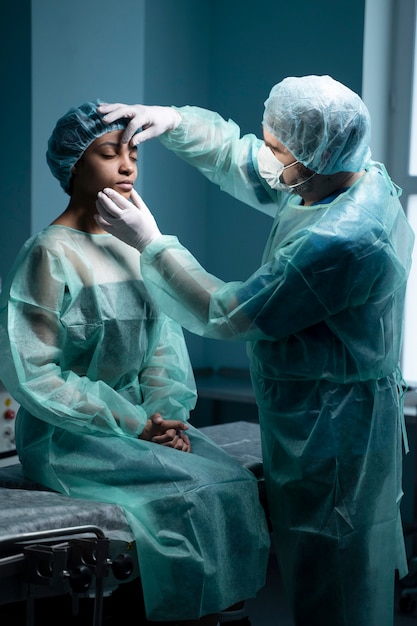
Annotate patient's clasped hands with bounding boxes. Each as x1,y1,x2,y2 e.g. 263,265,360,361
140,413,191,452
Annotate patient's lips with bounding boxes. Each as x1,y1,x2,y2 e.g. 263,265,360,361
115,180,134,193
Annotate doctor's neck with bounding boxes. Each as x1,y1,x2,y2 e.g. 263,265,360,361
300,170,364,206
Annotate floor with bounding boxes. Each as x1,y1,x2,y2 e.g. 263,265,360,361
1,545,416,625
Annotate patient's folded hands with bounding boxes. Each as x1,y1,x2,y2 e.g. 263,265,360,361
139,412,191,452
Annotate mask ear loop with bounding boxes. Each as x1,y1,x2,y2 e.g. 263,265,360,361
285,170,317,189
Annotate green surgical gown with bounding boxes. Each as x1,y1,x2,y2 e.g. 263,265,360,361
135,106,415,625
0,226,270,621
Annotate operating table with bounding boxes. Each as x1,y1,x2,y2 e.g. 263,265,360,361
0,421,265,626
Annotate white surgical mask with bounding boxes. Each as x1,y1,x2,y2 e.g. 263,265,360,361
257,143,316,192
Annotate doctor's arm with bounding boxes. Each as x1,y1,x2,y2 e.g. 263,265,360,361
96,186,394,347
95,188,347,342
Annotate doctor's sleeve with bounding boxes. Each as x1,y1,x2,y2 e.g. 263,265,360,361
140,230,388,342
160,106,278,217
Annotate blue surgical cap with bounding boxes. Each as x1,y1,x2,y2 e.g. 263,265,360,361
262,75,371,175
46,99,130,194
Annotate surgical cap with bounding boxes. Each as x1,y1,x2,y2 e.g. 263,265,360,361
262,75,371,175
46,99,130,194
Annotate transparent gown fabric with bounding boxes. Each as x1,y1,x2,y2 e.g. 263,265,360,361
0,226,270,621
140,106,415,624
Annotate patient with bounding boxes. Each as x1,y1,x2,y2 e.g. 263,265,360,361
0,101,269,625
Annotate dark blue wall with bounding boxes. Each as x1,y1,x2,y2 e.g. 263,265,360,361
0,0,365,369
0,2,32,285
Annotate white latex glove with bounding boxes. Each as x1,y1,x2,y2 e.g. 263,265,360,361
95,187,162,252
98,102,181,146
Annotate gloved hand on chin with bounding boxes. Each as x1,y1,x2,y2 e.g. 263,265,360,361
98,102,181,146
95,188,162,252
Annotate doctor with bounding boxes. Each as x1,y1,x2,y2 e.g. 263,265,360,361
96,75,415,626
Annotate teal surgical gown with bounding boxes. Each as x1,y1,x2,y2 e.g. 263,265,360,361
0,226,270,621
135,106,415,625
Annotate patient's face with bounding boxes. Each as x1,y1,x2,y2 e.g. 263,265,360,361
72,130,138,200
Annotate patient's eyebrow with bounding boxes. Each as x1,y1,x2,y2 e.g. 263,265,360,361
96,140,137,152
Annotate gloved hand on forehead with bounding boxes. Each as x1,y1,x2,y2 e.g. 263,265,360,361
95,187,162,252
98,102,181,146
